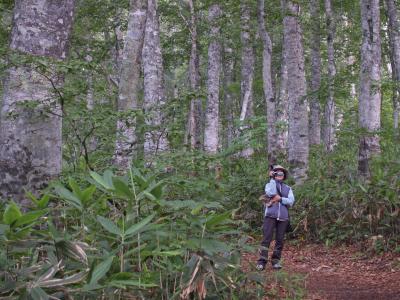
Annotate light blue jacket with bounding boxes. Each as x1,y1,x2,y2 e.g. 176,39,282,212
264,179,295,220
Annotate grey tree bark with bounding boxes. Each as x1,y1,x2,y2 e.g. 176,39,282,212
239,1,255,158
223,42,235,149
113,0,147,170
84,54,98,152
258,0,276,163
385,0,400,130
358,0,382,178
322,0,336,151
283,0,309,183
309,0,321,146
276,0,289,155
204,4,222,154
0,0,75,204
142,0,169,157
186,0,202,150
276,58,289,154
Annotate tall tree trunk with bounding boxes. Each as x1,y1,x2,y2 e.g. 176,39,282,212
113,0,147,169
322,0,336,151
276,58,289,154
204,4,222,154
223,42,235,149
143,0,169,157
258,0,276,163
186,0,202,150
309,0,321,146
239,1,255,157
85,54,98,152
276,0,289,155
386,0,400,131
358,0,382,178
0,0,75,204
86,69,98,152
283,0,309,183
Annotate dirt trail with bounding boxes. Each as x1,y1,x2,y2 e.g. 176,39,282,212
242,243,400,300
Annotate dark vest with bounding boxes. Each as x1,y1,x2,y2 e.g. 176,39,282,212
264,181,291,221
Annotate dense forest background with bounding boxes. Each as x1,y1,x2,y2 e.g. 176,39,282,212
0,0,399,299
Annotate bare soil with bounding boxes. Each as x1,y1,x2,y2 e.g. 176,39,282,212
242,242,400,300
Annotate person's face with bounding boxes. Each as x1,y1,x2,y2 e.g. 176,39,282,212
274,170,285,181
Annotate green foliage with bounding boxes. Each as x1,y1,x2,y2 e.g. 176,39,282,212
0,166,264,299
293,135,400,248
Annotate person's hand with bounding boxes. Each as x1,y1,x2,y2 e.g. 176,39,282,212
269,170,274,177
271,195,281,203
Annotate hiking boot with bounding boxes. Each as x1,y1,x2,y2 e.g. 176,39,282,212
256,263,265,271
272,262,282,270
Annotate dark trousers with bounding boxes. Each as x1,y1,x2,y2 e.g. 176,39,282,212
257,217,288,265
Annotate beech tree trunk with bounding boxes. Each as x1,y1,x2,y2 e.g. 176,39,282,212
113,0,147,169
258,0,276,163
143,0,169,157
322,0,336,151
0,0,75,204
276,59,289,154
223,42,235,149
239,1,255,158
386,0,400,131
309,0,321,146
276,0,289,155
186,0,202,150
283,0,309,183
358,0,382,178
204,4,222,154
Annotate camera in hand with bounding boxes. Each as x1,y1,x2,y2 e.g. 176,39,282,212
272,171,285,177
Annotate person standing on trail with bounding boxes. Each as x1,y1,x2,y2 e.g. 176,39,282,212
256,165,295,270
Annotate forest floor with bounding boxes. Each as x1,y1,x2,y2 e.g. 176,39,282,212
242,241,400,300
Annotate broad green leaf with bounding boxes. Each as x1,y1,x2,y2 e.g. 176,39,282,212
201,239,231,254
153,250,183,257
30,287,49,300
142,191,157,201
36,263,60,283
164,200,197,209
89,256,114,285
130,167,148,189
108,280,158,288
14,209,47,227
3,202,22,225
54,185,82,211
26,191,39,206
82,282,103,291
187,239,231,255
358,183,368,193
112,178,134,199
55,240,89,266
37,269,88,288
12,223,34,239
191,204,204,215
205,211,232,229
37,194,50,209
0,224,10,237
81,185,96,205
97,216,122,236
148,181,164,199
69,178,83,199
103,170,115,189
125,214,155,236
90,171,113,190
